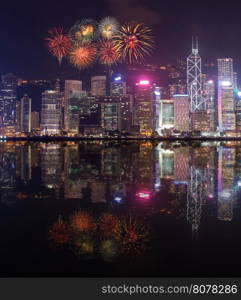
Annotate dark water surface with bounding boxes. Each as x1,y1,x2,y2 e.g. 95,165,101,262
1,140,241,277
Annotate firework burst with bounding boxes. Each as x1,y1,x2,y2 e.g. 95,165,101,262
69,44,97,69
46,27,72,64
121,216,150,255
113,22,154,64
48,216,71,248
69,19,98,44
99,40,120,66
70,210,97,233
99,17,119,39
99,213,121,239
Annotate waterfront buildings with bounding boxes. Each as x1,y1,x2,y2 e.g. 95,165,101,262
91,76,106,96
217,58,236,133
41,90,63,134
0,73,18,128
173,94,189,132
133,80,155,136
20,94,31,133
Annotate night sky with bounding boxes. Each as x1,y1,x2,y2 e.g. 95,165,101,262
2,0,241,79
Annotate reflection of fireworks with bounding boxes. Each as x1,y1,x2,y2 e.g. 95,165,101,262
48,216,71,248
100,239,120,262
46,27,72,64
70,211,97,233
99,213,121,239
121,216,150,255
99,40,120,66
99,17,119,39
69,19,98,44
72,234,96,260
69,44,97,69
113,22,154,64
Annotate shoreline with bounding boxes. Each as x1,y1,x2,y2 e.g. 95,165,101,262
2,136,241,142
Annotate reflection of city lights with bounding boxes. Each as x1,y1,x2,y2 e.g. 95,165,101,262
139,80,150,85
136,191,151,201
220,80,231,87
114,196,122,203
114,76,122,81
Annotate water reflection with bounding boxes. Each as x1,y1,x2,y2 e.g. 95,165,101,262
1,140,241,275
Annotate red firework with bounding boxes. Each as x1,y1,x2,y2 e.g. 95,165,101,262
99,40,120,66
69,44,97,69
46,27,72,65
48,216,71,248
99,213,121,239
70,211,97,233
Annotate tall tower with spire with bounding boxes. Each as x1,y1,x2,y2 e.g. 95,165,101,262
187,37,205,112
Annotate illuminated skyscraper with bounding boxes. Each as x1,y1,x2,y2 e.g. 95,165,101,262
20,94,31,133
158,99,174,135
0,73,18,128
64,80,85,134
133,80,155,136
91,76,106,96
217,58,236,133
110,75,127,96
173,94,189,132
31,112,40,131
187,38,205,112
41,90,63,134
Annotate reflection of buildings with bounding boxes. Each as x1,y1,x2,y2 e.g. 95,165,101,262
217,146,235,221
0,143,17,205
173,95,189,132
41,143,63,194
64,144,86,199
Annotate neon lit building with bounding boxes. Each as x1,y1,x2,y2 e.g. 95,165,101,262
133,80,155,135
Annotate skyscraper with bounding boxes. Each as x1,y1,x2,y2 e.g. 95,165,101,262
173,94,189,132
64,80,84,134
217,58,236,133
0,73,18,128
187,38,205,112
91,76,106,96
20,94,31,133
158,99,174,135
110,75,127,96
41,90,63,134
133,80,155,136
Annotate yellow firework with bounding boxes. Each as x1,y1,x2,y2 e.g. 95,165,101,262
113,22,154,64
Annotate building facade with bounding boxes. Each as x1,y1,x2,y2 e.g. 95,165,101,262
173,94,189,132
91,76,106,96
41,90,63,134
20,94,31,132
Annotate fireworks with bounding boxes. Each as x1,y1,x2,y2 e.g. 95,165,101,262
99,213,121,239
70,211,97,233
113,22,154,64
46,27,72,64
99,17,119,39
48,216,71,248
98,40,120,66
121,216,150,255
69,19,98,44
69,44,97,69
